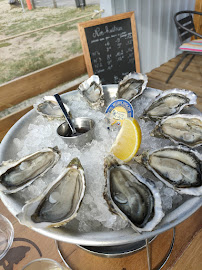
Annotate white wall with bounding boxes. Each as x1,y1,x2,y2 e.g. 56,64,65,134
100,0,195,73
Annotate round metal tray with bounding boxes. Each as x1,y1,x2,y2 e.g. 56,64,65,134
0,85,202,247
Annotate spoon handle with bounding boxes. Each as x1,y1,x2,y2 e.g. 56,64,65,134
54,94,76,134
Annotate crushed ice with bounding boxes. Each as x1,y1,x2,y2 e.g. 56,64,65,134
13,89,183,232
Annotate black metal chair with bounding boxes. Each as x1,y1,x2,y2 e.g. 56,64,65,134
166,10,202,83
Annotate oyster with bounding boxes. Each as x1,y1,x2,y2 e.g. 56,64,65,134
78,75,104,109
35,96,71,120
0,147,61,194
103,157,164,233
17,158,85,228
151,114,202,147
141,89,197,121
117,72,148,102
134,146,202,196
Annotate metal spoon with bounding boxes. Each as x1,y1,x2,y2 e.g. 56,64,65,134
54,94,76,135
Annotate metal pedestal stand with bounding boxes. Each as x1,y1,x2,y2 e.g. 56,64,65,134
55,228,175,270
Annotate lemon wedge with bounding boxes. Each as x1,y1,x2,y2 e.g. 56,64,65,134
110,117,142,162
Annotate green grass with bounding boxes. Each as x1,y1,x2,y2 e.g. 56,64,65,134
0,42,11,48
68,40,82,55
53,23,77,34
28,33,38,38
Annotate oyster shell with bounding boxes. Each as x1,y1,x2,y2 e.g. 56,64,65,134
17,158,85,228
151,114,202,147
134,146,202,196
117,72,148,102
141,89,197,121
103,156,164,233
78,75,104,109
0,147,61,194
35,96,71,120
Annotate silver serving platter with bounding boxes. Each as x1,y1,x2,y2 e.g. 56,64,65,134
0,85,202,247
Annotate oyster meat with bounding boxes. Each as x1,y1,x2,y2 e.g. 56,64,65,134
151,114,202,147
35,96,71,120
78,75,104,109
17,158,85,228
141,89,197,121
117,72,148,102
103,157,164,233
134,146,202,196
0,147,61,194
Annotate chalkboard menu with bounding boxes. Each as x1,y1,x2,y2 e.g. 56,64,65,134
78,12,140,85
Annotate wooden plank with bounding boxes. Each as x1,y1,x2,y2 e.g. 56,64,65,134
165,53,202,63
155,65,202,82
167,56,202,68
147,70,202,91
148,55,202,95
164,61,202,74
194,0,202,35
172,229,202,270
0,55,87,111
161,56,202,71
147,77,172,90
152,58,202,76
0,82,81,142
0,107,32,142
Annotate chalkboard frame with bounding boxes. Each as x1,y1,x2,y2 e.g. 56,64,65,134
78,12,140,82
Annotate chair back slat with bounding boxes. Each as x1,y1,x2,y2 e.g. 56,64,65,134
178,15,193,25
178,22,195,37
184,21,195,30
175,13,196,43
180,31,193,41
178,23,194,34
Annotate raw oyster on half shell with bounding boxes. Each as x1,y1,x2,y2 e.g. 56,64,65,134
78,75,104,109
35,96,71,120
151,114,202,147
17,158,85,228
0,147,61,194
103,156,164,233
117,72,148,102
141,89,197,121
134,146,202,196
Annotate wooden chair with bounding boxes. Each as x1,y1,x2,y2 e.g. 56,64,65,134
166,10,202,83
